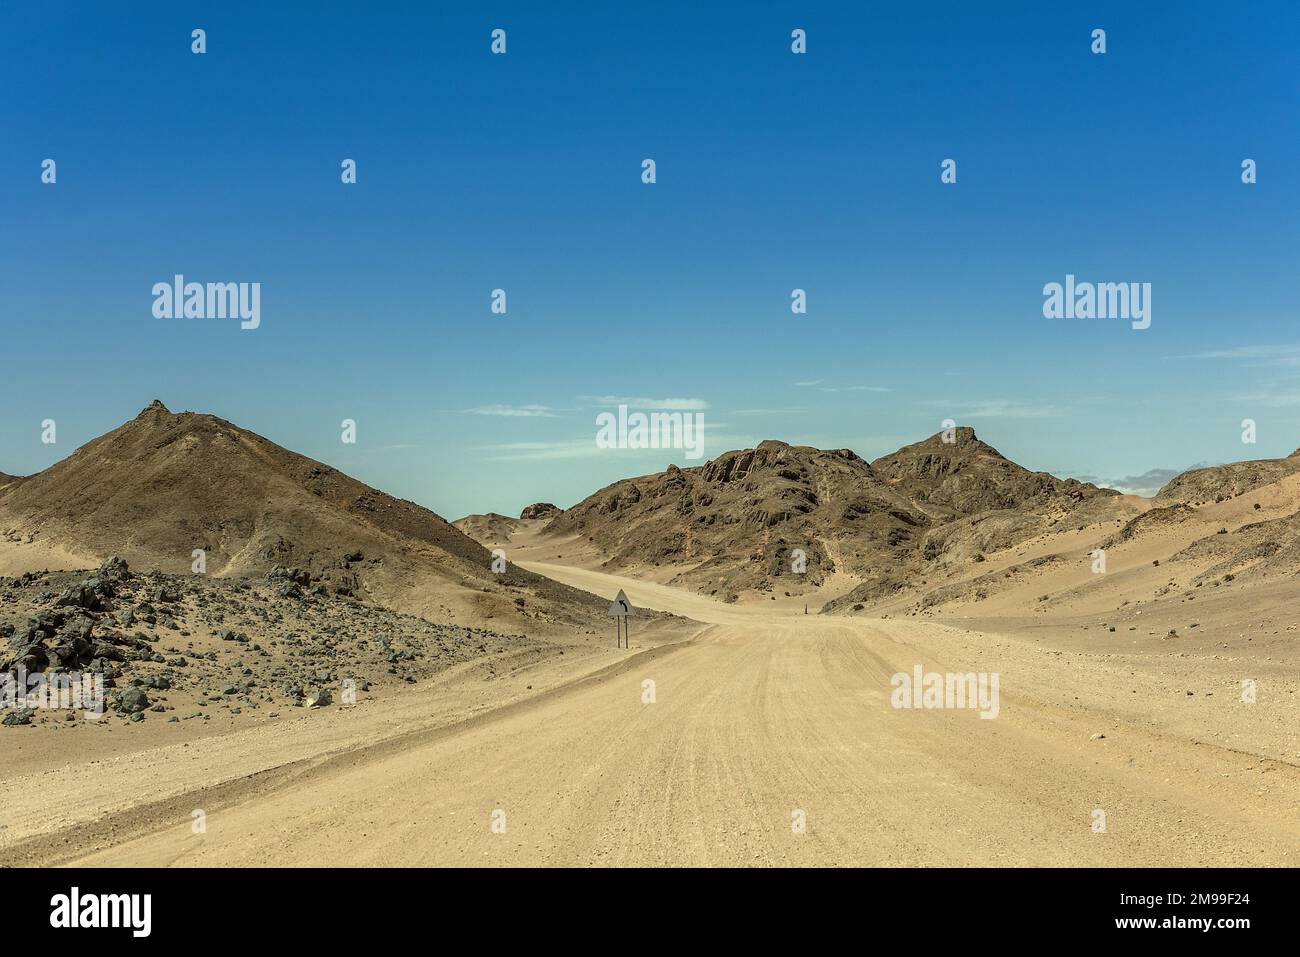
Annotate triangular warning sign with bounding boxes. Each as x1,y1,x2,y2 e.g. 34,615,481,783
607,589,636,617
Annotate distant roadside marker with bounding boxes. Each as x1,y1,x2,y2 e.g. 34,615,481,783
607,589,635,648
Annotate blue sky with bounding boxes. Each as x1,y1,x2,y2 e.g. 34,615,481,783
2,1,1297,518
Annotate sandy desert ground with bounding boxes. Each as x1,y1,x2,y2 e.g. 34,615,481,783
3,555,1296,867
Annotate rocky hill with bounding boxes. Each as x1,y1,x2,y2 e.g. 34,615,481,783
540,430,1118,601
1153,452,1300,506
520,503,560,520
0,401,603,630
453,505,563,548
830,447,1300,619
541,440,907,596
870,428,1110,519
452,512,521,546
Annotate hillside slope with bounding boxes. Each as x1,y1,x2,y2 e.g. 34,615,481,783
0,401,603,630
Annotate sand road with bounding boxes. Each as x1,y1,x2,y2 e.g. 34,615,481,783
7,564,1298,866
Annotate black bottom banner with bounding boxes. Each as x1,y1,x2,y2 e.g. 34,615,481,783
0,866,1286,943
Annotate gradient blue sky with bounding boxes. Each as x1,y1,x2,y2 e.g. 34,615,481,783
3,1,1297,519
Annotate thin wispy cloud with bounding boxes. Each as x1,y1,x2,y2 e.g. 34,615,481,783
1229,391,1300,408
579,396,710,411
924,399,1062,419
463,404,559,418
479,439,599,461
1169,344,1300,366
480,431,752,463
794,380,890,393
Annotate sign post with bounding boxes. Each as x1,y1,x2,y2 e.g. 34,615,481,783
606,589,636,648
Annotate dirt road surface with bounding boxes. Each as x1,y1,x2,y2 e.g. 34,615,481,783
5,563,1297,866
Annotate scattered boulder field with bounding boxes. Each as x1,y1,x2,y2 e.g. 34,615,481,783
1,557,539,730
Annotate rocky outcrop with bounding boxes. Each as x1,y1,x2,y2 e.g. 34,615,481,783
520,503,561,520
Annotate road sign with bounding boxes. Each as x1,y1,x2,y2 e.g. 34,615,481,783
607,590,636,618
607,590,635,649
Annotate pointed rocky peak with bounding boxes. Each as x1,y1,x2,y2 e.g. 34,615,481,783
888,427,1005,459
871,427,1013,479
869,425,1110,517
